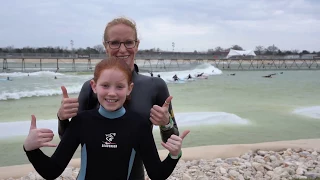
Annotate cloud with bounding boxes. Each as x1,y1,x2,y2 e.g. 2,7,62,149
0,0,319,51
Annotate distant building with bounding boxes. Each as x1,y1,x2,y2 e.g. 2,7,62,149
284,55,300,59
301,54,317,59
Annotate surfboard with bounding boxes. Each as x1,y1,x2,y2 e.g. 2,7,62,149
167,79,185,83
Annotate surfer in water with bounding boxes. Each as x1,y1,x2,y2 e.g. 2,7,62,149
262,74,272,78
187,74,192,80
6,77,13,81
157,74,161,78
149,72,153,77
196,73,204,77
172,74,179,81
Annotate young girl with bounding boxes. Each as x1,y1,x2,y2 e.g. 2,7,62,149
23,57,190,180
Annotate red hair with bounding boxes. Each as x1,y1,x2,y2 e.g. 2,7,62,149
93,57,133,86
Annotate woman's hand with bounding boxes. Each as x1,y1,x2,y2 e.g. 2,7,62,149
150,96,173,126
57,86,79,120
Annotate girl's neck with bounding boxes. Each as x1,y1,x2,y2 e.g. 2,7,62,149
98,105,126,119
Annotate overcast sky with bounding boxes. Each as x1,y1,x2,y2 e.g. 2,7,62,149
1,0,319,52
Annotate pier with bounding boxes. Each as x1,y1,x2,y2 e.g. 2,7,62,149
0,53,319,72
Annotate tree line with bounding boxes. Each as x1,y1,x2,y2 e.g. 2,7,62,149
0,44,319,55
207,45,319,55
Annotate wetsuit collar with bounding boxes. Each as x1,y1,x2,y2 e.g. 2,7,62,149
132,70,138,78
98,105,126,119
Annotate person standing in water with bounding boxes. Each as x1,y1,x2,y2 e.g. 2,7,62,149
23,57,190,179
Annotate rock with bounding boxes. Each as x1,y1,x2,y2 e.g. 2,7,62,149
305,172,320,179
7,148,320,180
257,150,268,156
299,151,311,158
216,167,226,175
182,173,192,180
296,167,306,175
273,167,284,175
263,164,273,171
241,154,250,160
293,175,308,179
252,162,265,172
254,171,264,178
269,155,278,162
228,169,239,178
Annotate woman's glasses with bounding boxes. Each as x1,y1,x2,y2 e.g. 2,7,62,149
106,40,137,49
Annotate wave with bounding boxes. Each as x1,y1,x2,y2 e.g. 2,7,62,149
175,112,249,127
0,119,58,139
0,64,220,100
292,106,320,119
141,63,222,83
0,85,83,100
0,71,65,77
0,112,249,139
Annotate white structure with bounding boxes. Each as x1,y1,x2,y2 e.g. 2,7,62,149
226,49,256,58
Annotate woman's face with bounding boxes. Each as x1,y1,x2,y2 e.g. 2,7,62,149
104,24,139,71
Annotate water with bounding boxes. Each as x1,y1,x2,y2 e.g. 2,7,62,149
0,63,320,167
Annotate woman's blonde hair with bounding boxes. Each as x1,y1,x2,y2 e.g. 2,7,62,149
103,17,138,42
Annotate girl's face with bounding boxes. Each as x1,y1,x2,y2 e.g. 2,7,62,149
104,24,139,72
91,68,133,111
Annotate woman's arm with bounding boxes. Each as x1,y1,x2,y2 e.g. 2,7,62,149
58,80,97,139
155,79,180,142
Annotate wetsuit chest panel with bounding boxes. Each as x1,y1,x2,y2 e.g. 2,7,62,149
127,75,157,120
79,112,139,178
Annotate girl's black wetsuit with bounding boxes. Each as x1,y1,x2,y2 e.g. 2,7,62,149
58,67,180,179
25,106,180,180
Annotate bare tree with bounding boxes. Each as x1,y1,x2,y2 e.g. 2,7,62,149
214,46,224,52
93,45,105,54
266,45,279,52
231,45,243,50
6,45,15,53
255,46,265,55
291,49,300,54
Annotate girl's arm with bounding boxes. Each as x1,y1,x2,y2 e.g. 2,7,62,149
25,116,81,180
135,121,181,180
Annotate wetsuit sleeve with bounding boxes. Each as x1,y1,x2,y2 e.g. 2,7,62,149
25,116,81,180
136,121,180,180
155,79,179,142
58,80,92,139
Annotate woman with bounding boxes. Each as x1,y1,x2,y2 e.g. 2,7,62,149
55,17,180,179
24,57,190,180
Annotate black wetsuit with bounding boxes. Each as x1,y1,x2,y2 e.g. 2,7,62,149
58,65,179,180
25,106,180,180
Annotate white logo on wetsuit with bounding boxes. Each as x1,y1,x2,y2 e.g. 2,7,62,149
102,133,117,148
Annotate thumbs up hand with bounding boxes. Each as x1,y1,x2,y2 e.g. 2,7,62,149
57,86,79,120
150,96,173,126
161,130,190,156
24,115,57,151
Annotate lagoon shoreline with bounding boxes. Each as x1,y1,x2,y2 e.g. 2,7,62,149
1,138,320,179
